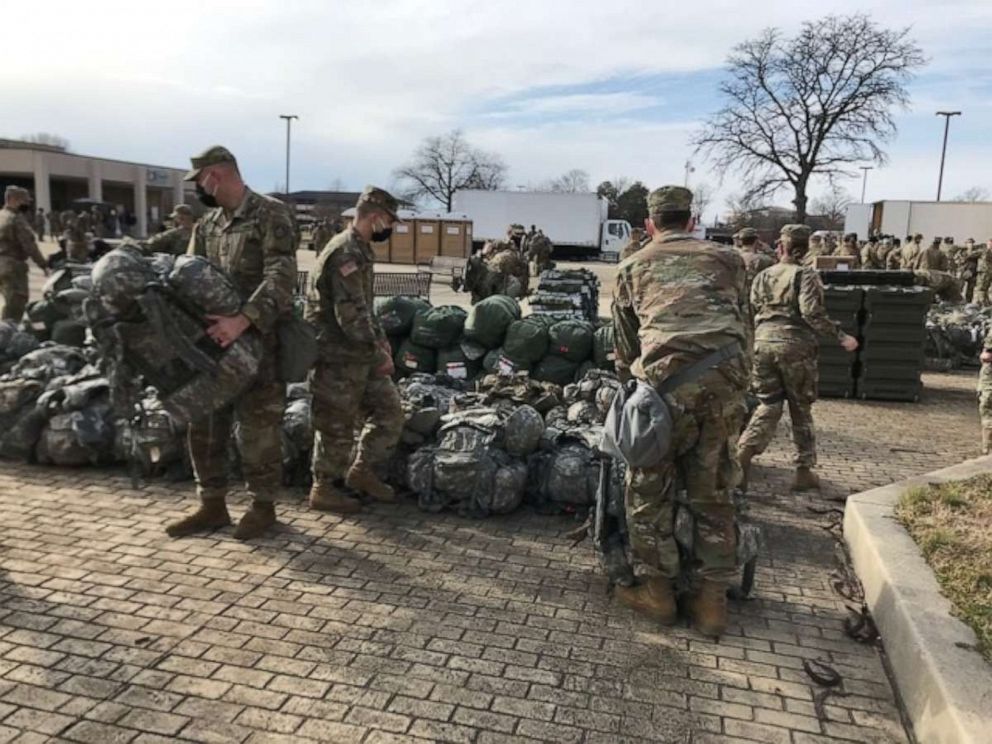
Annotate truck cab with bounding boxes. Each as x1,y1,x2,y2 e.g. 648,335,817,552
601,219,633,258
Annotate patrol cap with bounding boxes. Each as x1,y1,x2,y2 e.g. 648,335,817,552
966,237,975,244
844,232,858,242
943,236,954,243
4,185,31,201
738,227,758,239
647,185,692,213
914,233,923,240
508,223,525,235
780,224,812,241
169,204,194,219
355,185,400,221
184,145,238,181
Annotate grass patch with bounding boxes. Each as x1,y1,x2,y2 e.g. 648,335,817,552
896,476,992,664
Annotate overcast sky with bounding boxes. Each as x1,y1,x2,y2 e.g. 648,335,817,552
7,0,992,221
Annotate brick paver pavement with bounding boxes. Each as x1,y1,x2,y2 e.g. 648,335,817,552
0,371,980,743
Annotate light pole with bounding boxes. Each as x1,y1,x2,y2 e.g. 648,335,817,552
935,111,961,201
683,160,695,188
279,114,299,194
859,166,873,203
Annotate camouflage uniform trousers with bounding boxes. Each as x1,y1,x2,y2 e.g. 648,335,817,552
310,360,403,481
0,258,29,321
978,364,992,454
187,352,285,502
738,339,818,467
625,367,746,583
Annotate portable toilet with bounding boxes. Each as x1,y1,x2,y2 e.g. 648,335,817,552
415,216,441,263
440,215,471,257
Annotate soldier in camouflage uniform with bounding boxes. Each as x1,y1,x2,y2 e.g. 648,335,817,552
801,233,826,267
973,239,992,305
908,236,949,271
835,233,861,268
860,235,888,269
484,240,529,296
311,218,334,253
305,186,404,513
166,146,298,541
63,210,88,262
47,210,61,241
959,238,981,303
612,185,750,638
527,230,554,276
140,204,195,256
0,186,50,320
738,225,859,492
977,330,992,454
620,227,646,261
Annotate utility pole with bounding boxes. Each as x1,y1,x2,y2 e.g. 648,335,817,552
279,114,299,194
683,160,695,188
935,111,961,201
859,166,873,203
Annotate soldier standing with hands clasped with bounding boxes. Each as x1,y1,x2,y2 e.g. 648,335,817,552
166,145,298,541
305,186,404,514
737,225,858,492
612,186,750,638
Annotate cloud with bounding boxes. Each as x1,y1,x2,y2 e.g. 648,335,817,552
4,0,991,212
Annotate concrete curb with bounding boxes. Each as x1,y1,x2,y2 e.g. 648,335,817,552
844,456,992,744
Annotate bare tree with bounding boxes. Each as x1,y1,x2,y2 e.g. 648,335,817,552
21,132,70,151
394,130,507,211
692,182,713,224
954,186,990,202
540,169,591,193
692,15,925,221
810,184,853,228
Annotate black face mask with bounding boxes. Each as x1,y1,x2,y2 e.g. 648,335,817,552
371,226,393,242
195,183,219,208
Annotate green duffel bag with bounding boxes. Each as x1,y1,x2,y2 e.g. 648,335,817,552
50,320,87,348
376,296,432,337
482,347,530,375
532,355,579,386
593,325,617,370
503,315,554,367
463,295,520,349
436,345,482,382
410,305,468,349
548,320,595,363
394,338,436,376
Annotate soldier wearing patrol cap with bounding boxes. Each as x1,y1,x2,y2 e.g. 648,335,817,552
140,203,196,256
738,225,858,493
304,186,405,513
612,184,750,638
166,145,298,541
835,232,861,268
620,227,646,261
0,186,50,320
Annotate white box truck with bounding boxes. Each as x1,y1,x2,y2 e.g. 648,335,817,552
451,190,633,259
845,200,992,241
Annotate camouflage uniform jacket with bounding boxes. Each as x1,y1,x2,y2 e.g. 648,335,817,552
801,242,826,267
860,243,889,270
908,245,949,272
187,188,297,334
740,248,774,293
751,262,842,346
304,227,384,364
0,207,47,268
142,225,193,256
834,243,861,268
612,230,749,388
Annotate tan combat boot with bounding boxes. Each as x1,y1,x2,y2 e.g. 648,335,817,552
233,501,276,541
791,466,820,491
613,577,677,625
165,498,231,538
687,579,728,638
346,462,396,503
309,480,363,514
737,445,758,492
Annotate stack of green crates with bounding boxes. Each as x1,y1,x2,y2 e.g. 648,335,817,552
819,286,863,398
858,286,931,401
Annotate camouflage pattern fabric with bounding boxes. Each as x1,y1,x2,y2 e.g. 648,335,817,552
738,341,818,466
141,225,192,256
306,227,402,480
979,327,992,453
310,361,403,480
486,243,529,296
186,187,298,503
974,244,992,305
612,228,749,582
800,238,826,267
739,261,841,466
0,206,48,320
834,241,861,268
907,244,949,272
860,241,891,270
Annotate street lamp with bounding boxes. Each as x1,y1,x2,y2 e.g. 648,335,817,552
279,114,299,194
859,166,873,203
935,111,961,202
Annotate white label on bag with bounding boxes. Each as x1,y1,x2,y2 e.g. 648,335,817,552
447,363,467,379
